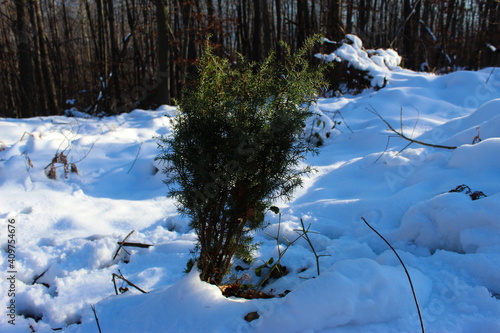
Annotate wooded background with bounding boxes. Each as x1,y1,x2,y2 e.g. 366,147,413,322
1,0,499,118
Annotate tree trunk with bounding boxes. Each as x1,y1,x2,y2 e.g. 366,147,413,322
155,0,171,105
33,0,60,115
297,0,310,47
321,0,344,41
106,0,123,113
252,0,263,61
261,0,272,56
15,0,36,118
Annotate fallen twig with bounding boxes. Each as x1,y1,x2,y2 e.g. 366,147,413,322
368,105,456,150
117,241,153,249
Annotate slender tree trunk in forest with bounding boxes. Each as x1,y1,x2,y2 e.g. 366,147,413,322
297,0,311,47
33,0,60,115
205,0,216,42
237,0,250,58
346,0,353,34
106,0,123,113
321,0,344,41
179,0,198,94
275,0,283,57
28,0,46,114
15,0,35,118
252,0,263,61
155,0,171,105
358,0,367,38
261,0,272,56
402,0,416,68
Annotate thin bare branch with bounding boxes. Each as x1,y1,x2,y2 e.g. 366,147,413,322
368,105,456,150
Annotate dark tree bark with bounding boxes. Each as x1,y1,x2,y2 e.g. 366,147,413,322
252,0,263,61
155,0,171,105
261,0,272,56
321,0,344,41
15,0,35,118
34,0,60,114
297,0,311,47
106,0,123,113
275,0,283,57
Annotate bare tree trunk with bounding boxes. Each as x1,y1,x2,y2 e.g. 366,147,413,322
15,0,36,118
251,0,262,61
1,4,19,117
261,0,272,56
321,0,344,41
179,0,198,98
275,0,283,57
402,0,417,68
106,0,123,113
32,0,60,115
155,0,171,105
358,0,367,38
297,0,311,47
237,0,250,58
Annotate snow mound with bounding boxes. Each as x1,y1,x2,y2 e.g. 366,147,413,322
69,268,253,333
449,137,500,171
252,258,430,333
428,99,500,147
316,34,402,88
397,191,500,253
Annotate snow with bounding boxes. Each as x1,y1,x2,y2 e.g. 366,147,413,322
1,51,500,332
316,34,402,88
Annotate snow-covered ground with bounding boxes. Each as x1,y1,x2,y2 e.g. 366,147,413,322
1,47,500,332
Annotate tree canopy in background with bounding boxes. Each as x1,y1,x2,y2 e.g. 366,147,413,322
0,0,499,118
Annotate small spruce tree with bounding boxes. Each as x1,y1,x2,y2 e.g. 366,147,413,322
157,37,327,284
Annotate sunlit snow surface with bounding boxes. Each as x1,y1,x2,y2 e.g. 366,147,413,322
1,66,500,332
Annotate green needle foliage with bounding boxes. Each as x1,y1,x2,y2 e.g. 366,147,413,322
157,36,327,285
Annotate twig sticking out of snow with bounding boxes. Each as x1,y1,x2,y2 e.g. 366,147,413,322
296,219,330,276
258,213,301,290
361,217,425,333
112,272,148,294
486,68,496,84
258,211,329,289
90,305,103,333
113,230,135,260
127,142,143,174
